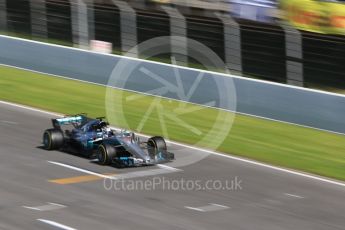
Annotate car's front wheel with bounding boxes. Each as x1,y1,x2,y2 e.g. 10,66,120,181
147,136,167,156
97,144,117,165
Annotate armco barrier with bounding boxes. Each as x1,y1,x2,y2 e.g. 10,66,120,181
0,35,345,134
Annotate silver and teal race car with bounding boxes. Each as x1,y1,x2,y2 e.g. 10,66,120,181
42,115,174,167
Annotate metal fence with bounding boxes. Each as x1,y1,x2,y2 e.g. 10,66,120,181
0,0,344,91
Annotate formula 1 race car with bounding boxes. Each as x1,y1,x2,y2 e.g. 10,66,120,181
42,115,174,167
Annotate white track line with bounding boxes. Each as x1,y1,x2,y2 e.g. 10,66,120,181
184,206,206,212
47,161,115,179
22,202,66,211
48,161,181,180
157,164,180,171
1,100,345,188
48,202,66,207
0,120,18,125
184,203,229,212
209,203,230,208
284,193,304,199
22,206,41,211
0,100,60,116
37,219,77,230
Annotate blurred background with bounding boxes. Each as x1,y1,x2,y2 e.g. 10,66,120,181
0,0,344,92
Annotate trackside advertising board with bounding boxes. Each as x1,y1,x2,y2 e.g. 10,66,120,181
280,0,345,35
229,0,278,23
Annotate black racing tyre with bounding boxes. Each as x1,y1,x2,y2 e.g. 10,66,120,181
97,144,117,165
43,129,64,150
147,136,167,156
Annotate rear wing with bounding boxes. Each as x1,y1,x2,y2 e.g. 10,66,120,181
52,115,88,129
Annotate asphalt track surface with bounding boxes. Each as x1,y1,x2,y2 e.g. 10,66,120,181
0,101,345,230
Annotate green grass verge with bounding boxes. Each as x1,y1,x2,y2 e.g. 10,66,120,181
0,65,344,180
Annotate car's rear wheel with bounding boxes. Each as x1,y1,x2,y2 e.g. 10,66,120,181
98,144,117,165
147,136,167,157
43,129,64,150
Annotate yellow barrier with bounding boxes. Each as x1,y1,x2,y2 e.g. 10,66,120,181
280,0,345,35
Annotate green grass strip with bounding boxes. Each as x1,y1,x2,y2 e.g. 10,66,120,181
0,65,344,180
